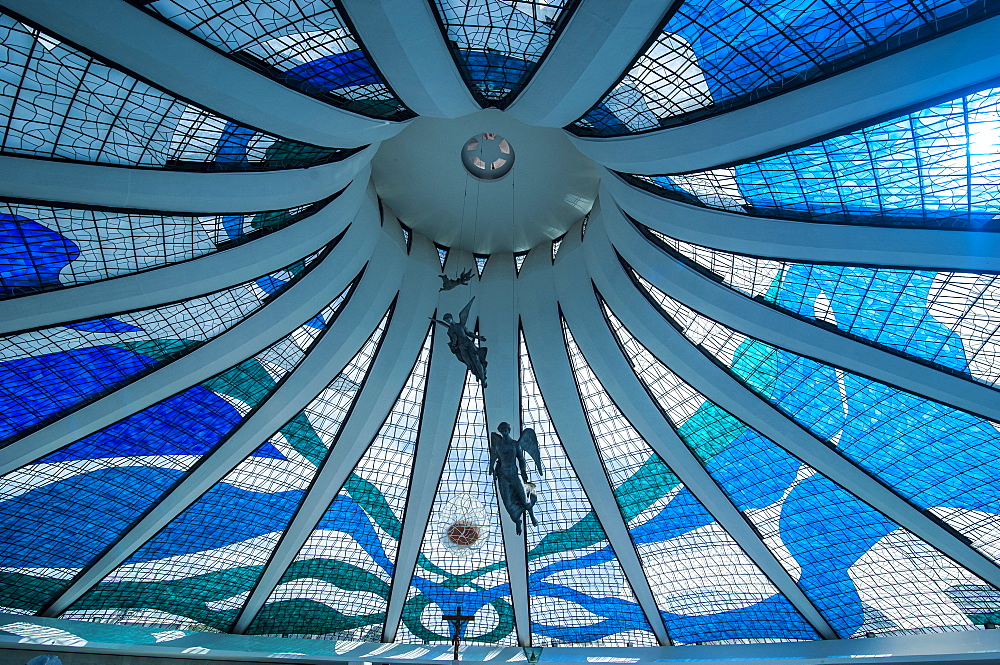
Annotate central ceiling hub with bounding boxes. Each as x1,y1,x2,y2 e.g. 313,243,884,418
371,110,598,254
461,132,514,180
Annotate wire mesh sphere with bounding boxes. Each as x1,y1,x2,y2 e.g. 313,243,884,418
438,494,491,556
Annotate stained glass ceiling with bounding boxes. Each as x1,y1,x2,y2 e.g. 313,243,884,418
1,0,1000,660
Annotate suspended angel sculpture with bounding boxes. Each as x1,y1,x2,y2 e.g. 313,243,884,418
489,422,544,535
431,297,488,387
439,269,474,291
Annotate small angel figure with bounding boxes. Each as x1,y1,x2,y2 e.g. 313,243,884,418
489,422,544,534
439,268,474,291
431,297,488,387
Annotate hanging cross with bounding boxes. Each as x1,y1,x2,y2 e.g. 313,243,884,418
441,605,475,660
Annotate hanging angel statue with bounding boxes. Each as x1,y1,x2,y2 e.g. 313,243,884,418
489,422,544,535
431,297,488,387
439,268,474,291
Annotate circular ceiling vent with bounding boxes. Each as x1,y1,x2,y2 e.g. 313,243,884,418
461,132,514,180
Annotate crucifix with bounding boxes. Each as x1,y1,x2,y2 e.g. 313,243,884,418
441,605,475,660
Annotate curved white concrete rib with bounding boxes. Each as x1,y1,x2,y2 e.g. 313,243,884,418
571,15,1000,174
382,249,477,642
585,229,1000,591
478,252,531,646
339,0,480,118
517,242,670,646
607,174,1000,273
0,174,374,336
603,192,1000,423
0,202,381,478
554,218,836,640
0,147,375,215
505,0,676,127
41,228,406,618
232,234,441,634
0,0,407,148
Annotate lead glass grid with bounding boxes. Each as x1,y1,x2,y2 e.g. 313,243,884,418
646,229,1000,388
60,308,390,633
0,249,322,445
431,0,575,105
631,271,1000,575
0,286,352,617
395,372,515,646
0,198,327,298
628,84,1000,228
135,0,411,120
518,334,656,647
0,12,346,169
247,325,433,640
572,0,996,137
560,320,817,645
603,301,1000,637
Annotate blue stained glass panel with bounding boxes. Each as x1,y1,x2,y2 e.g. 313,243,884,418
431,0,576,105
0,286,352,617
248,326,432,639
520,334,657,647
0,250,322,445
138,0,411,120
0,12,346,169
604,302,1000,637
631,85,1000,228
646,230,1000,388
561,321,817,644
0,197,326,298
573,0,994,136
395,372,515,646
61,308,388,632
0,214,79,295
633,272,1000,576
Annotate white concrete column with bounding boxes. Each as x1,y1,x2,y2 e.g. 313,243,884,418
0,0,407,147
339,0,480,118
572,15,1000,174
604,173,1000,272
231,234,441,634
505,0,675,127
0,174,374,335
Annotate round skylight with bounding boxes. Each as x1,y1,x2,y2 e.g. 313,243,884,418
461,132,515,180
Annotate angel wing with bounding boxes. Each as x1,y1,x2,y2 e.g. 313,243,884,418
460,268,474,282
488,431,502,475
517,427,543,477
457,296,475,327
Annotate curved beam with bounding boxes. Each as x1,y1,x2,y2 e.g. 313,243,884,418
0,200,381,477
558,239,835,639
382,249,476,642
505,0,675,127
0,0,406,148
232,234,441,634
585,229,1000,590
571,15,1000,174
517,245,671,646
0,147,374,214
609,215,1000,423
606,173,1000,272
338,0,479,118
478,252,531,646
40,231,405,618
0,173,373,336
6,614,1000,665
